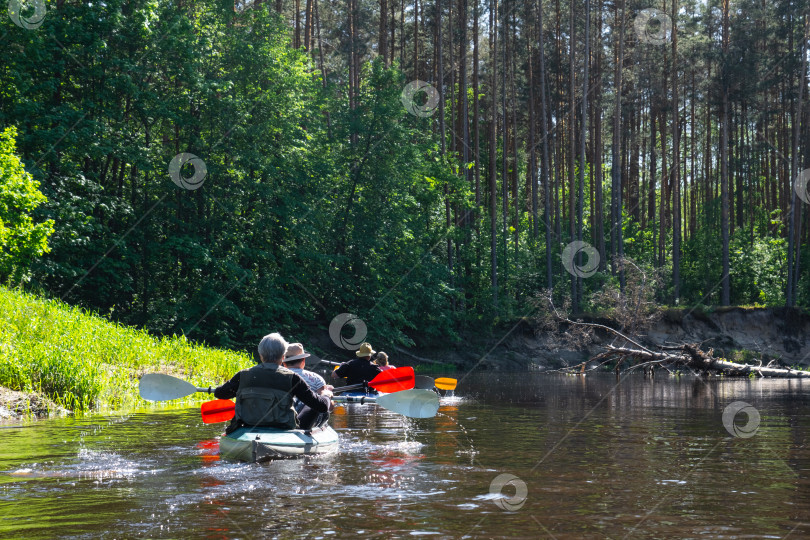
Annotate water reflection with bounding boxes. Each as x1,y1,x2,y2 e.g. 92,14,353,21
0,373,808,538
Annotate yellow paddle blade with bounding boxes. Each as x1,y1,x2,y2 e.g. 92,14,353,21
435,377,457,391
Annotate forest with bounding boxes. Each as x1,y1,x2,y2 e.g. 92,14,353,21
1,0,809,351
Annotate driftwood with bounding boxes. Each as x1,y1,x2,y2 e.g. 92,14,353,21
554,312,810,378
585,344,810,378
542,295,810,378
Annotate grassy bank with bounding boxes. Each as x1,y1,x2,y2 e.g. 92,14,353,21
0,287,252,412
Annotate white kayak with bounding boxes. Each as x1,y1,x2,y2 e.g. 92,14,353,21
219,425,339,462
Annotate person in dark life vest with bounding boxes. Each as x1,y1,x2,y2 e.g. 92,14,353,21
214,332,334,434
331,342,382,391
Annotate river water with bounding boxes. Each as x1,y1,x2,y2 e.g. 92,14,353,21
1,372,809,538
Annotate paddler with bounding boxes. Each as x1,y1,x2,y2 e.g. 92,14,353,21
214,333,334,434
282,342,333,428
373,351,394,371
331,342,382,391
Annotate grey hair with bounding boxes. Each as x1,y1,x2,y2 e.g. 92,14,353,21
258,332,288,363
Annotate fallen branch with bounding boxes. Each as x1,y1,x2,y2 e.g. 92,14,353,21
588,344,810,378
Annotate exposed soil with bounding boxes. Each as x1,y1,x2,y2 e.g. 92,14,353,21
0,387,70,422
472,307,810,371
308,307,810,373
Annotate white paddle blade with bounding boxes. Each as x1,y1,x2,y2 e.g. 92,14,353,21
378,389,440,418
139,373,199,401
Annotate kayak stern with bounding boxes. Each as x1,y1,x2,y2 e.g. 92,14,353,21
220,425,339,462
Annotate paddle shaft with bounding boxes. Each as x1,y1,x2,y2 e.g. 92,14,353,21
331,366,415,394
332,382,370,393
332,395,376,404
319,360,342,366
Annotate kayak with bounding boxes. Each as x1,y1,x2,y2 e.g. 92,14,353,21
219,425,339,462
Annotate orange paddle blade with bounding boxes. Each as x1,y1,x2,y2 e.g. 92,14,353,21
201,399,235,423
435,377,457,391
369,366,415,393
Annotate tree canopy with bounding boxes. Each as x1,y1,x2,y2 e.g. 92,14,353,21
1,0,809,351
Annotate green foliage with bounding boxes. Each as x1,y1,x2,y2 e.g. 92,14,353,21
0,127,54,283
1,0,805,363
680,202,787,306
0,286,250,410
730,233,786,305
1,0,470,350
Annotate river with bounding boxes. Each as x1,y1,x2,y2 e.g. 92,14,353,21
1,372,809,538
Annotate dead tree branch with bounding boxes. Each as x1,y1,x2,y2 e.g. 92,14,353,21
588,344,810,378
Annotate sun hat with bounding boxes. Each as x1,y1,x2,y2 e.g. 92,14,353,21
355,342,375,357
284,343,311,363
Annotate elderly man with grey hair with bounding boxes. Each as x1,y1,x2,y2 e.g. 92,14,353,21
214,333,334,434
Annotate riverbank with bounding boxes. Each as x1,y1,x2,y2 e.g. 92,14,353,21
4,285,807,420
0,287,251,414
0,387,70,421
389,306,810,372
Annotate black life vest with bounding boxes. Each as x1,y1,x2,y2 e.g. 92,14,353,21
234,363,297,429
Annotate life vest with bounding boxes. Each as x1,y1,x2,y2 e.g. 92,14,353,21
234,363,297,429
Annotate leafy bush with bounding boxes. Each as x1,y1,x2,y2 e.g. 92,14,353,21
0,127,54,283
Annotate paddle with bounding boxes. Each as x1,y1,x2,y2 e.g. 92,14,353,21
335,389,440,418
200,388,440,422
414,375,435,390
139,373,213,401
201,399,236,423
434,377,458,391
331,366,415,394
317,360,341,367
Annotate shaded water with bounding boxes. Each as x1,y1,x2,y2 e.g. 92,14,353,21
1,372,810,538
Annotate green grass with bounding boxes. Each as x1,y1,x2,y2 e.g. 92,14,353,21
0,286,252,412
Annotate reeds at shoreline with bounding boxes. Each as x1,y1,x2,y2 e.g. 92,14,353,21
0,287,252,412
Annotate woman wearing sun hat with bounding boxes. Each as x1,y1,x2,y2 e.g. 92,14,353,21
283,342,329,393
373,352,394,371
331,342,383,390
283,342,332,428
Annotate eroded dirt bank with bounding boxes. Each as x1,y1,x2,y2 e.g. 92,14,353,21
391,307,810,372
0,388,68,422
